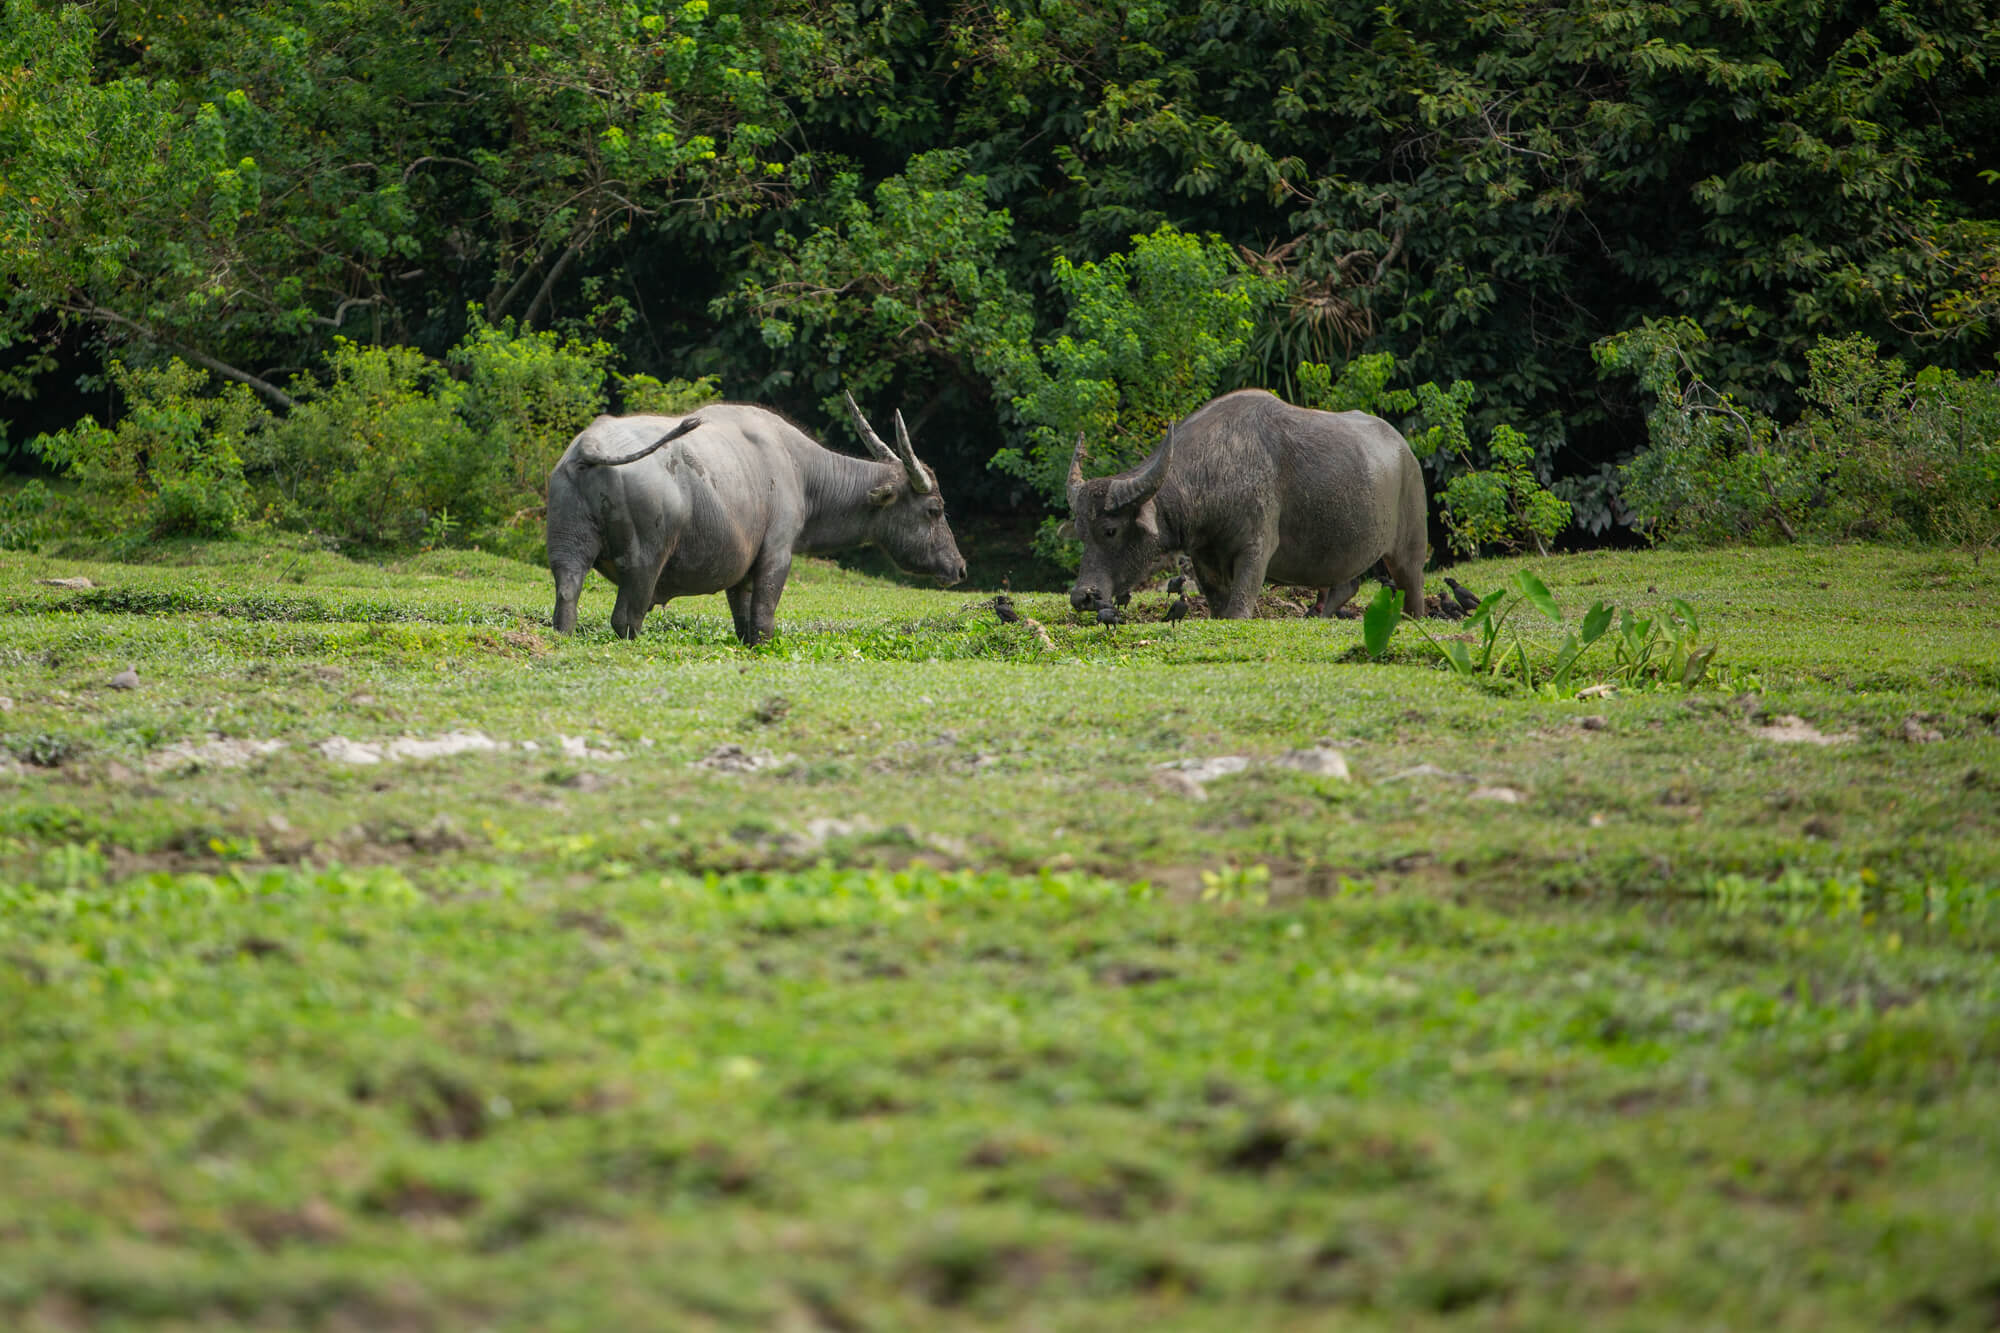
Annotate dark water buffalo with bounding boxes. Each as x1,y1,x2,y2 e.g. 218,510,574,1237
547,396,966,644
1066,389,1428,619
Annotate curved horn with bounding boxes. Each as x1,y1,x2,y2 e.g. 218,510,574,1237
891,409,933,495
842,391,899,463
1067,432,1088,511
1102,425,1175,513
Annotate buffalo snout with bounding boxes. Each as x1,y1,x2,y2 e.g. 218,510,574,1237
1070,584,1101,611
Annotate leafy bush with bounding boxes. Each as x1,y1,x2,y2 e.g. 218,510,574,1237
32,358,258,540
617,372,722,417
250,341,475,548
1602,320,2000,551
1408,380,1571,557
1292,352,1415,417
1789,334,2000,549
1596,319,1815,546
720,149,1032,411
987,225,1282,561
0,479,55,552
450,313,614,523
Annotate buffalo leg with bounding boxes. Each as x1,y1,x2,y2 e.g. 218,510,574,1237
1216,543,1272,619
612,565,659,639
724,581,758,645
551,561,589,634
1314,576,1362,618
736,550,792,647
1384,542,1427,619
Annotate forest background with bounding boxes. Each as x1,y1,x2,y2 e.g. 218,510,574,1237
3,0,1997,570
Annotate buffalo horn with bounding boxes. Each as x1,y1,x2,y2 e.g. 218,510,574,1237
1102,425,1175,513
1067,432,1088,511
891,409,934,495
841,391,900,464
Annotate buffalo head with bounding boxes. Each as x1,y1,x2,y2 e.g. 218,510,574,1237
843,393,968,586
1066,427,1173,611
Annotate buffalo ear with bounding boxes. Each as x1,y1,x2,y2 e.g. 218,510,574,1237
1055,518,1078,541
1134,500,1160,542
867,482,899,508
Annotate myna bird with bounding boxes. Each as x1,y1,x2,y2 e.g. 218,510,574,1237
994,594,1021,624
1165,595,1189,625
1166,573,1188,596
1096,602,1120,628
1444,577,1481,615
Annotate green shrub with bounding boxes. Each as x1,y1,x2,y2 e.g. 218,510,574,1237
987,224,1282,563
1602,320,2000,551
31,358,259,540
450,312,614,521
1408,380,1571,557
1790,335,2000,549
251,340,475,548
1596,319,1815,546
0,479,55,552
1292,352,1414,417
617,372,722,416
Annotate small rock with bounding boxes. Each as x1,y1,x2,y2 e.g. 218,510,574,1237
1385,763,1478,783
556,770,610,792
1579,715,1609,731
1470,785,1526,804
1156,755,1250,784
1272,746,1350,779
37,576,94,589
110,666,140,690
1898,715,1944,744
267,813,293,834
0,696,11,711
1152,769,1209,801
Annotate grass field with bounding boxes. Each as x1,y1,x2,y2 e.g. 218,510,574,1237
2,537,1998,1330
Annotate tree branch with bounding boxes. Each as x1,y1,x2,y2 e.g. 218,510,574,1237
522,240,583,328
75,302,298,409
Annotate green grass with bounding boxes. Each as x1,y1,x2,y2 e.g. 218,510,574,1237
2,537,1998,1329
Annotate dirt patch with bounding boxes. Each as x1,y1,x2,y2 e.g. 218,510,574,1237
145,736,287,774
1749,715,1857,745
319,731,509,764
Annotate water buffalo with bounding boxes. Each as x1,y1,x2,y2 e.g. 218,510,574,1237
1065,389,1428,620
547,396,967,644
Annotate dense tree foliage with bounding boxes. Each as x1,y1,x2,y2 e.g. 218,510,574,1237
4,0,1996,533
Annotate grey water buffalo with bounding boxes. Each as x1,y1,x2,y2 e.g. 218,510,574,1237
547,396,966,644
1065,389,1428,620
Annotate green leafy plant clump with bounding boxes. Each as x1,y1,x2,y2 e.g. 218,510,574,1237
1365,569,1749,697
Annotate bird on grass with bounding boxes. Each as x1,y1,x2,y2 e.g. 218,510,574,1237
1444,576,1482,615
1097,601,1121,628
994,593,1021,624
1164,595,1190,625
1166,573,1188,596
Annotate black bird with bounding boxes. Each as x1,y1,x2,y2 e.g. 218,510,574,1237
994,594,1021,624
1444,576,1481,615
1097,602,1120,628
1166,573,1188,596
1164,595,1189,624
